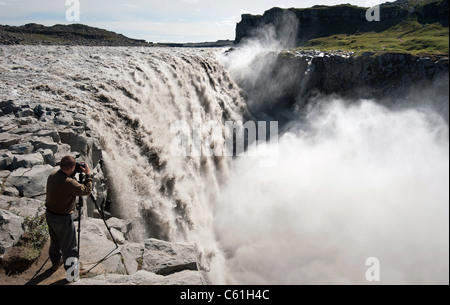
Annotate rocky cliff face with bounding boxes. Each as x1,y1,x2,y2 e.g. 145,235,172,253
229,49,449,124
235,1,449,45
284,50,449,100
232,1,449,125
236,5,402,45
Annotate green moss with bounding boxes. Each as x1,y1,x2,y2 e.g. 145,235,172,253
21,211,49,253
296,17,449,55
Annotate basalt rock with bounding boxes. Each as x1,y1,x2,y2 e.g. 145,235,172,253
0,98,208,285
235,1,448,45
233,49,449,124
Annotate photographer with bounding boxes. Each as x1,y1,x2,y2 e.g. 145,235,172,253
45,156,92,272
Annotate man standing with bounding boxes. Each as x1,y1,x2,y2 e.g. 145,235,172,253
45,156,92,271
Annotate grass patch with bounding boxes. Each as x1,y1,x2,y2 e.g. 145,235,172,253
2,211,49,275
297,17,449,55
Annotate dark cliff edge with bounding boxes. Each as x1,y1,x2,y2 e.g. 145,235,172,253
240,50,449,125
235,0,449,46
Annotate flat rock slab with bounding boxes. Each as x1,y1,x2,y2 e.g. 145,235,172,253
77,218,125,275
0,209,24,255
142,238,198,276
73,269,209,285
0,195,44,218
6,165,55,198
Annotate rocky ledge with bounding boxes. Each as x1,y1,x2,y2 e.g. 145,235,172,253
232,49,449,123
0,99,208,285
235,1,449,45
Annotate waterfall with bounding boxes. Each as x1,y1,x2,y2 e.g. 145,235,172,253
0,46,247,283
1,45,448,285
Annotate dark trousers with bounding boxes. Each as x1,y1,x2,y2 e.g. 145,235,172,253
45,210,78,270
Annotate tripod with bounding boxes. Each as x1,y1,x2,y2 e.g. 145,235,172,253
77,173,119,275
71,173,84,282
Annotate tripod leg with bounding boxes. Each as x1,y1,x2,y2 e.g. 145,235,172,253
90,195,119,248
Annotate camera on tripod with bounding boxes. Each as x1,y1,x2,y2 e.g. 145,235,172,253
74,162,87,174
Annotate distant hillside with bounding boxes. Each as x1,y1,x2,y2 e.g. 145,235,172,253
235,0,449,55
0,23,235,47
0,23,153,46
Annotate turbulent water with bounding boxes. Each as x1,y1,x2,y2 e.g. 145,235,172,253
0,45,448,285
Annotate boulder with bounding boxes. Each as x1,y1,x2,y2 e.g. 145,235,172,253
107,227,126,245
7,124,41,135
33,104,44,118
38,111,55,123
11,153,45,170
142,238,199,275
0,209,24,254
36,129,60,143
59,128,90,155
17,108,34,118
2,183,20,197
8,142,34,155
14,116,37,126
30,136,58,154
120,238,200,277
91,137,102,167
7,165,55,198
120,242,143,275
36,148,56,166
54,113,74,126
77,218,125,275
0,151,14,170
0,170,10,180
54,143,73,164
106,217,132,236
0,195,44,218
73,113,88,128
87,218,126,245
0,100,20,115
0,133,21,149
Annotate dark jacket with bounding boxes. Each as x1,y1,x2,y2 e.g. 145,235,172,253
45,170,93,215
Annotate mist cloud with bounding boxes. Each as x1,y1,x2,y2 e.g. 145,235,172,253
214,99,449,285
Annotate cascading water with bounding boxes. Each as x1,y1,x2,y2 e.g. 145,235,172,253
0,45,247,284
1,44,448,285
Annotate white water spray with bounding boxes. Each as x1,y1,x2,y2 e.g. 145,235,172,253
215,99,449,285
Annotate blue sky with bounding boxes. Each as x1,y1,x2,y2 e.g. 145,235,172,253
0,0,378,43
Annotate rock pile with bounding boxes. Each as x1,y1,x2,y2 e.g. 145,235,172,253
0,99,208,285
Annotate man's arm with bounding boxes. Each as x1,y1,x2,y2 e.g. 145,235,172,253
68,163,93,197
68,176,93,197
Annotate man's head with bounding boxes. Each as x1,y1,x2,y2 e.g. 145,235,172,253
60,156,76,176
